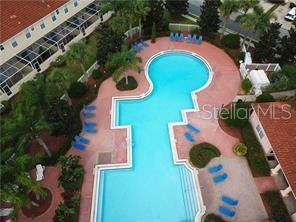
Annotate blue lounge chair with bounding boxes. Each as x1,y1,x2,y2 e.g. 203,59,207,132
179,33,184,41
198,35,202,44
186,124,200,134
221,195,239,206
136,42,143,50
187,34,192,43
71,141,86,151
75,135,90,145
169,32,175,41
82,111,95,118
218,206,235,218
84,122,97,127
213,173,228,184
82,127,97,134
140,39,149,47
184,132,195,142
192,34,197,43
208,164,223,174
175,33,180,41
84,105,96,111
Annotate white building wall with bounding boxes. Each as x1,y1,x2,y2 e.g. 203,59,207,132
249,111,273,154
0,0,95,64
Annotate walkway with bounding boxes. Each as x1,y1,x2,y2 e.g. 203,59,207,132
67,37,244,222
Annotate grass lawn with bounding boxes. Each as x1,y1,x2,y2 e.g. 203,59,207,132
170,16,196,25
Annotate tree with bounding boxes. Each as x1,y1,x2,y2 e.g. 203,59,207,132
0,155,47,219
165,0,189,17
134,0,150,37
198,0,221,38
96,24,125,67
219,0,240,38
47,69,72,105
239,0,259,15
151,22,156,43
106,45,142,85
143,0,165,34
253,23,281,63
64,41,89,80
278,23,296,65
2,98,52,156
237,5,277,48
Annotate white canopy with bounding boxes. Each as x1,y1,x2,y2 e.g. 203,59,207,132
248,70,270,90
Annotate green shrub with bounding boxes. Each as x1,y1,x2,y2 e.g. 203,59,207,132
116,76,138,91
241,78,252,93
256,93,275,103
263,191,292,222
151,22,156,43
243,123,270,176
220,101,251,128
221,34,240,49
92,69,102,80
233,143,248,156
237,51,246,61
189,142,221,168
59,167,84,190
68,82,87,99
0,100,12,114
204,213,226,222
51,55,66,67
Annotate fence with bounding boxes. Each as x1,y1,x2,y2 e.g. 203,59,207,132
169,23,198,32
124,26,141,39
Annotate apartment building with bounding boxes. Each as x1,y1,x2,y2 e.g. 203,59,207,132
0,0,111,101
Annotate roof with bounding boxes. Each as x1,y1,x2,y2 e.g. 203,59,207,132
0,0,68,43
252,102,296,195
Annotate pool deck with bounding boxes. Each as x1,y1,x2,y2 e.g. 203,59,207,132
66,37,264,222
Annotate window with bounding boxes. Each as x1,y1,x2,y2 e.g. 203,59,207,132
25,29,31,39
256,124,265,139
51,12,57,22
0,45,4,52
56,9,59,15
40,20,45,29
11,38,18,48
64,6,68,14
73,0,78,7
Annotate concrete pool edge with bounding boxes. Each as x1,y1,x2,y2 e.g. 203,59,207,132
90,50,214,222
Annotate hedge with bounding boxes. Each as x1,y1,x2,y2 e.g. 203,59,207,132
204,213,226,222
116,76,138,91
263,191,292,222
221,34,240,49
242,123,270,176
189,142,221,168
256,93,275,103
241,78,252,93
68,82,88,99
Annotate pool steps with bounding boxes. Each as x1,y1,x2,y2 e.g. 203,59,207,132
179,166,198,222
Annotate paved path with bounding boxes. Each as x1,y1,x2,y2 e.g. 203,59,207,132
254,176,279,194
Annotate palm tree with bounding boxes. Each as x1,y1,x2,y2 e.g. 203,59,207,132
237,5,277,48
106,45,142,85
135,0,151,37
124,2,137,40
47,69,72,106
0,154,47,219
219,0,240,38
64,41,89,80
2,100,52,156
239,0,259,15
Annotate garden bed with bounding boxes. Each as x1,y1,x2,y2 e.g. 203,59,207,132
189,142,221,168
116,76,138,91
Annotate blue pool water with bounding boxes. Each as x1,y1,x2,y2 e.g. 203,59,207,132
96,52,210,222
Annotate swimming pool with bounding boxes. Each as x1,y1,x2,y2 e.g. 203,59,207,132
93,51,211,222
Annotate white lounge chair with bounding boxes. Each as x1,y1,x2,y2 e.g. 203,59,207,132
36,164,45,181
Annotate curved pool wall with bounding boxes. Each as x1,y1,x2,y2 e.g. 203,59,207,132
91,50,213,222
